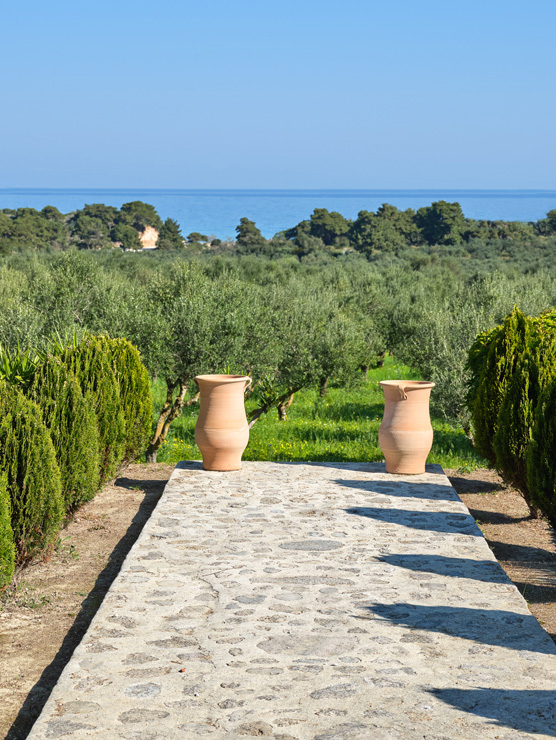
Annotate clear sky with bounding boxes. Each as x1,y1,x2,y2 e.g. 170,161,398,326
1,0,555,189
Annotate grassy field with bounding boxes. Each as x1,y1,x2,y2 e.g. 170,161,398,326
151,357,485,471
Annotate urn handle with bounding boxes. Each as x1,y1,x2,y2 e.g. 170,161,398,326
397,386,408,400
244,377,252,390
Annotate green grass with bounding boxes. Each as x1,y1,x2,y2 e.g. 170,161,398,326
151,357,485,470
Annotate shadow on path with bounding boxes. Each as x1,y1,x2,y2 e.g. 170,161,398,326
345,505,480,536
429,687,556,737
377,553,511,583
465,506,533,526
363,602,556,655
334,478,457,501
447,475,506,495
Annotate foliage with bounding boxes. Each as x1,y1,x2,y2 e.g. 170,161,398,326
0,473,15,592
58,336,126,483
285,208,351,247
70,212,112,250
0,381,64,563
466,307,556,513
187,232,209,243
527,378,556,527
467,308,556,465
117,201,163,232
416,200,465,245
492,312,556,504
467,313,523,464
0,343,42,391
111,223,142,250
4,199,556,274
350,204,418,254
493,351,541,509
0,207,69,254
3,242,556,436
157,218,184,250
101,337,153,464
235,218,267,254
151,358,484,470
28,355,100,510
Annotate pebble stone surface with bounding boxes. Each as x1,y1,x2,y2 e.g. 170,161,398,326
27,461,556,740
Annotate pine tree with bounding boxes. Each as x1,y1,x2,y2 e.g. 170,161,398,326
157,218,185,250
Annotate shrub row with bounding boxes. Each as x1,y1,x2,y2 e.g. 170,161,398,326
467,307,556,524
0,335,152,585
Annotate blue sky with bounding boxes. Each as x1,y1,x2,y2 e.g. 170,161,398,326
1,0,555,188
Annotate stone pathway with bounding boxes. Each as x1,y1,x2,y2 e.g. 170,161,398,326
27,462,556,739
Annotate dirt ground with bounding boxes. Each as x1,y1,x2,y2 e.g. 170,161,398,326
1,464,555,740
0,463,174,740
446,467,556,644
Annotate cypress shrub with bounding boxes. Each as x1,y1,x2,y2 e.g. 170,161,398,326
527,379,556,527
99,337,152,464
468,306,556,514
467,308,530,465
493,350,542,511
0,381,64,563
0,473,15,592
29,355,100,511
59,336,126,485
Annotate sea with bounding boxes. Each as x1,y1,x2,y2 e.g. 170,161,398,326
1,188,556,240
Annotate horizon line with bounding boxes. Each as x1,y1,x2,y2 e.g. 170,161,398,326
2,187,556,193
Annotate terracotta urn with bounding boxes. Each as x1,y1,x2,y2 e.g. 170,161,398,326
194,374,252,471
378,380,435,474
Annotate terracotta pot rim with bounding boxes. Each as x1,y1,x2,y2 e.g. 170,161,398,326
379,380,435,389
194,374,251,383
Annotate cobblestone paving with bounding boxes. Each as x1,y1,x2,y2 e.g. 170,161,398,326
27,462,556,739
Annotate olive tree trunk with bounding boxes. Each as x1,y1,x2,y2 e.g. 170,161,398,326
145,378,199,462
277,393,295,421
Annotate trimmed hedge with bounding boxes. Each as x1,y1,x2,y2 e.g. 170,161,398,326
29,355,100,510
468,306,556,518
0,381,64,563
0,473,15,592
99,337,152,464
467,308,530,465
527,379,556,528
0,334,150,587
59,336,126,484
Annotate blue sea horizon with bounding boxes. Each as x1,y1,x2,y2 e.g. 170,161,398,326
2,188,556,239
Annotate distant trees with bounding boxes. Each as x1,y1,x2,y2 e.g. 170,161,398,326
187,232,209,244
350,204,417,254
235,218,268,255
0,207,69,253
111,223,142,250
41,206,64,222
536,209,556,236
70,214,113,250
118,201,163,232
3,198,556,266
416,200,465,245
68,201,163,250
285,208,350,249
157,218,185,250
